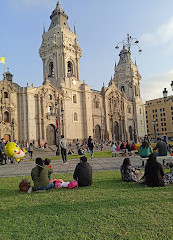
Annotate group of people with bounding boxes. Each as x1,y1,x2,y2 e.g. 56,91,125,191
29,156,92,193
110,137,169,158
59,135,95,163
110,140,137,156
139,137,167,158
120,153,173,187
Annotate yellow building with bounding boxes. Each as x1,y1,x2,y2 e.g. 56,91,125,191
145,96,173,141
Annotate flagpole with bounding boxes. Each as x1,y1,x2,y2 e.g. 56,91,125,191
4,55,6,80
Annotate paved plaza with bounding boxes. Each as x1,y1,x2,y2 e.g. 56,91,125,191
0,148,144,177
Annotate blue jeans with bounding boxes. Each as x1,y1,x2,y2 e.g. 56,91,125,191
33,182,54,191
90,149,94,159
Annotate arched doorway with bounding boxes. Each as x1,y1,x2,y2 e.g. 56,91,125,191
46,124,56,145
129,126,133,141
95,125,101,142
114,121,119,141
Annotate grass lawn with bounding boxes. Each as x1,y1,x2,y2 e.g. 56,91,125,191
49,151,118,160
0,171,172,240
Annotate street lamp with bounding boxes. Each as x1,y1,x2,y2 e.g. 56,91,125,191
162,81,173,102
115,33,142,53
152,119,157,141
163,88,168,98
10,119,14,141
55,101,64,155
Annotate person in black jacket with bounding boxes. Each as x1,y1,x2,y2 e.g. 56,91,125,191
73,156,92,187
144,153,164,187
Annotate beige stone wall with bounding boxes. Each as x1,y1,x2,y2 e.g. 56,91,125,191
145,96,173,140
0,80,18,142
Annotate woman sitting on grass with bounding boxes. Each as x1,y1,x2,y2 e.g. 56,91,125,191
144,153,164,187
139,141,153,158
31,158,54,191
120,158,143,182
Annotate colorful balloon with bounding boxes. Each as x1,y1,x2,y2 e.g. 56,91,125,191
5,142,25,162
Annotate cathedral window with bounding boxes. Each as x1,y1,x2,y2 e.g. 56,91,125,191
4,111,9,123
74,112,78,121
121,86,125,92
95,101,99,109
49,62,54,77
48,94,52,100
73,94,77,104
4,92,8,98
128,107,131,113
48,106,53,114
140,108,142,114
67,61,73,77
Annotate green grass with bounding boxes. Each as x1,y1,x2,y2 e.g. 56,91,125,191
0,171,173,240
48,151,114,160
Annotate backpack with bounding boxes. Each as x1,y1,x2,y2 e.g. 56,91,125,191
19,179,30,192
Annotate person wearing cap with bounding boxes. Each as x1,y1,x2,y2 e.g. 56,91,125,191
73,156,92,187
153,138,167,156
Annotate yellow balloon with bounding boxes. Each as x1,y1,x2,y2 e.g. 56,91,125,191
5,142,25,160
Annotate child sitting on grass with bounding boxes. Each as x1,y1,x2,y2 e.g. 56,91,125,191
44,158,77,189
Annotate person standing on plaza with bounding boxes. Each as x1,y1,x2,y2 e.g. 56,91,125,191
60,135,67,163
88,136,94,159
153,137,167,156
28,143,34,160
0,139,5,165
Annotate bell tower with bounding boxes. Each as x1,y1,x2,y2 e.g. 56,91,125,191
113,45,142,101
113,35,146,141
39,1,82,88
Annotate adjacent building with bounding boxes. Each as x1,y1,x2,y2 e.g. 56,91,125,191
145,96,173,141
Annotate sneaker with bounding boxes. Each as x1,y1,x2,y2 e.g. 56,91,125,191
64,161,67,164
27,187,33,194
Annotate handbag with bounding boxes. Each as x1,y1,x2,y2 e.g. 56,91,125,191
19,179,30,192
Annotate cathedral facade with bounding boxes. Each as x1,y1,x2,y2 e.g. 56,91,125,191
0,2,146,145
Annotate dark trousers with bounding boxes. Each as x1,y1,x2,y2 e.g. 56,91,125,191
61,148,67,162
29,151,33,159
0,153,4,164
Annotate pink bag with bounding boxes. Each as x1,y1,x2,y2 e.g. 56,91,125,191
117,147,120,151
68,181,78,189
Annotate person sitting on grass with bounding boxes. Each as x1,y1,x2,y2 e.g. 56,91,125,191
144,153,164,187
120,158,143,182
139,140,153,158
73,156,92,187
44,158,53,181
31,158,54,192
164,163,173,185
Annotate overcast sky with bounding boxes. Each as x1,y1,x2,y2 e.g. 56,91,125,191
1,0,173,102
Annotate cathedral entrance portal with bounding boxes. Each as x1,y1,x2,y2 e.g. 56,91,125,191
95,125,101,142
46,124,56,145
114,121,119,141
